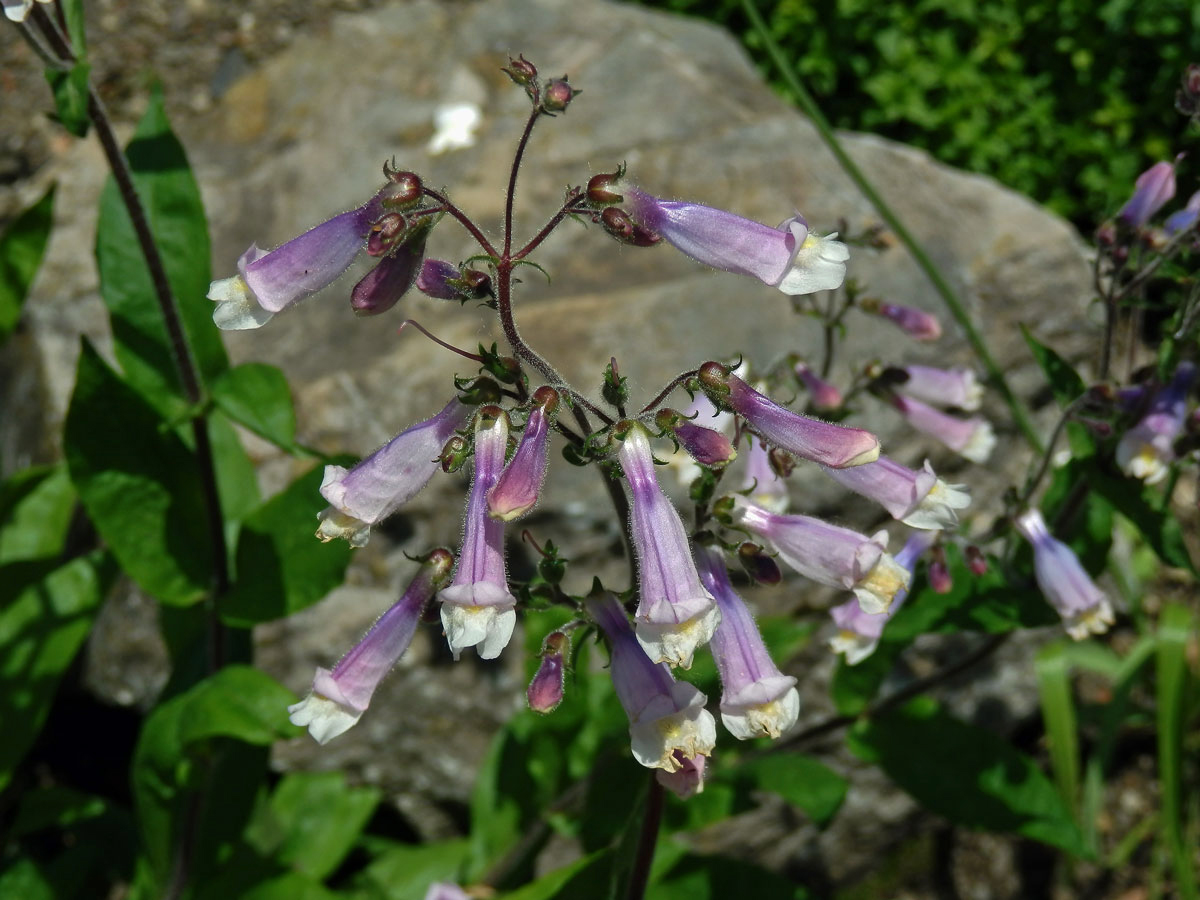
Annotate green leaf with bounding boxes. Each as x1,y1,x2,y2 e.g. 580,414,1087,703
0,859,56,900
208,409,262,524
1156,604,1198,900
1034,642,1080,816
0,187,55,343
0,552,111,791
10,786,109,838
848,697,1089,857
498,850,612,900
649,853,811,900
1088,469,1194,573
0,464,75,564
132,666,295,886
96,85,227,417
211,363,298,450
219,465,352,626
65,342,212,605
45,62,91,138
736,753,847,826
246,771,381,880
353,840,470,900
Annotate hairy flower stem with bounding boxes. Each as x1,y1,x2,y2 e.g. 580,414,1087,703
626,775,665,900
740,0,1043,453
505,104,544,258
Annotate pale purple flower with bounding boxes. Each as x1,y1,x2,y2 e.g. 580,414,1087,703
890,394,995,463
871,302,943,341
1119,160,1176,228
894,364,982,411
439,408,517,660
350,233,427,316
695,546,799,740
488,387,558,521
656,408,737,469
1014,509,1114,640
527,631,567,713
618,423,719,668
793,360,843,411
1115,362,1194,485
416,259,462,299
621,187,848,295
738,435,790,513
699,363,880,468
821,456,970,530
664,370,739,487
731,496,910,615
586,590,716,787
288,549,454,743
317,398,470,547
657,754,706,799
1164,190,1200,236
828,532,934,664
209,196,383,330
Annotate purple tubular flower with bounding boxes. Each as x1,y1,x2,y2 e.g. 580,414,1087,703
700,363,880,468
350,233,427,316
739,435,789,513
416,259,462,300
821,456,970,530
656,408,737,469
527,631,568,713
873,302,943,341
695,546,799,740
586,590,717,787
1119,160,1176,228
889,394,995,463
439,408,518,660
317,398,471,547
894,364,982,411
1014,509,1114,640
288,548,454,743
1164,190,1200,236
488,387,558,521
828,532,933,664
618,423,720,668
793,360,843,411
731,496,910,614
208,195,382,330
622,186,848,295
1115,362,1195,485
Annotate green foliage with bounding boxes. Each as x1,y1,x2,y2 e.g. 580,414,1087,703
96,86,227,418
849,697,1089,856
0,464,75,564
65,342,213,605
0,187,55,344
211,363,300,451
219,463,353,626
641,0,1198,224
0,552,114,792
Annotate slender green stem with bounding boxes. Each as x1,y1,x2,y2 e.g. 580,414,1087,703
740,0,1043,452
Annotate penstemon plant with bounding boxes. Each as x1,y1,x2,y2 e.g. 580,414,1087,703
2,3,1199,899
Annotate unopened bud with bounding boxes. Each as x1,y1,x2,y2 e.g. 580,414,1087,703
657,407,736,469
768,447,795,479
366,213,408,257
965,545,988,576
439,435,470,473
737,542,782,586
531,385,561,417
587,171,624,206
527,631,568,713
542,78,576,113
380,169,423,208
599,207,661,247
503,55,538,88
423,546,456,584
697,360,732,397
457,376,502,406
929,548,952,594
1096,222,1117,248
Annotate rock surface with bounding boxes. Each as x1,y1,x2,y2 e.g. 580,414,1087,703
4,0,1101,893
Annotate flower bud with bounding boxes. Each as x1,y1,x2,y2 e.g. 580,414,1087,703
863,300,943,341
587,171,625,206
737,542,782,586
600,207,662,247
928,547,953,594
380,168,424,208
965,545,989,576
351,232,426,316
503,54,538,88
793,360,843,411
527,631,568,713
1119,160,1176,228
656,408,737,469
488,388,558,521
542,78,576,113
366,213,407,257
439,435,470,473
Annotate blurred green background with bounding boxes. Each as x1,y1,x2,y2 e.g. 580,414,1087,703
639,0,1200,227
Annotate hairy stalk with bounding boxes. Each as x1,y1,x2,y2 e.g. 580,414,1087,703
421,187,498,257
639,368,701,416
516,193,587,260
740,0,1044,453
1019,396,1088,504
505,103,545,257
